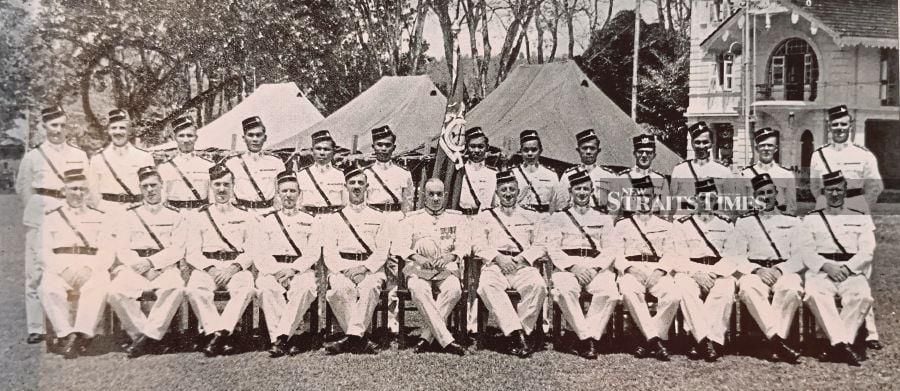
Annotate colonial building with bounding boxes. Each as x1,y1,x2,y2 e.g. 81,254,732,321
686,0,899,186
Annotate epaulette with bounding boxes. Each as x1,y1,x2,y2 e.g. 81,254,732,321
135,145,149,153
848,208,866,214
233,203,248,211
367,205,383,213
262,210,277,218
853,144,870,152
806,208,824,215
563,166,579,174
677,215,692,223
560,206,571,212
598,166,617,174
616,167,631,176
814,144,830,151
126,204,141,211
66,142,84,151
87,205,105,214
614,215,628,225
445,209,462,215
738,210,757,219
163,204,179,212
406,209,425,216
521,204,536,212
45,206,62,215
198,204,211,212
714,213,732,223
682,159,692,163
779,210,796,217
198,155,213,163
651,169,664,177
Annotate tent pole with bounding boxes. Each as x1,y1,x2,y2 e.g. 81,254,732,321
631,0,641,121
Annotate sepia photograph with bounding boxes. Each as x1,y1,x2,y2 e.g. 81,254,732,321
0,0,898,389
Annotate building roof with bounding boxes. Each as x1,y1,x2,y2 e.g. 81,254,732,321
270,75,447,153
464,61,682,171
789,0,897,45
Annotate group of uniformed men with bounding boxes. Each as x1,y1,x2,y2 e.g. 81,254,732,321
16,103,883,367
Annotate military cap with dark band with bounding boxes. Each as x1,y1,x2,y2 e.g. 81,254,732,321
371,125,394,142
568,169,592,187
311,130,334,145
630,175,654,189
576,129,598,145
695,178,717,195
465,127,486,141
828,105,850,121
137,166,160,183
209,164,232,181
633,134,656,150
171,116,194,134
822,170,846,187
519,129,540,144
276,170,298,185
242,116,264,133
41,106,66,122
108,109,129,124
753,127,779,144
751,173,775,192
344,164,366,181
496,170,517,185
63,168,87,183
688,121,710,139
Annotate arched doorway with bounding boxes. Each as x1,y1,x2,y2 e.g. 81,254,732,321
800,130,814,168
767,38,819,101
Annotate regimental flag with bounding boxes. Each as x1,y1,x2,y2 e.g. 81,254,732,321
429,34,469,210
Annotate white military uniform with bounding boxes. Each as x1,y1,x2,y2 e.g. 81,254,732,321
588,166,621,211
615,167,670,215
726,210,811,340
318,204,394,337
254,209,318,341
40,205,113,338
88,143,155,212
365,161,413,214
459,161,497,215
553,164,597,211
740,162,797,214
296,162,346,213
670,158,733,205
672,213,738,345
184,204,258,335
810,142,883,213
393,209,469,347
16,142,89,334
513,163,558,213
158,152,214,209
802,206,875,346
544,207,619,341
107,203,186,340
223,152,283,213
474,206,547,336
610,214,681,341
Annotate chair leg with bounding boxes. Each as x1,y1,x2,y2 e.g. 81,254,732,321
397,296,406,345
552,304,562,348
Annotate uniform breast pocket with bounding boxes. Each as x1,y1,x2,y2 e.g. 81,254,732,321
360,224,380,241
223,224,246,244
128,228,152,245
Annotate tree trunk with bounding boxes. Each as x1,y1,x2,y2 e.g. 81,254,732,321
535,5,544,63
431,0,456,78
656,0,665,29
479,0,491,97
409,0,430,74
549,0,560,62
565,0,575,58
602,0,614,30
666,0,674,32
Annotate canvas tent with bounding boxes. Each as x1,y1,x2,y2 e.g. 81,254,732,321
152,82,324,151
271,75,446,153
464,61,682,172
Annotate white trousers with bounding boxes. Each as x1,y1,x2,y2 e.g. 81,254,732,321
676,274,736,344
24,228,45,334
41,269,109,338
476,265,546,336
107,268,185,340
256,271,317,341
738,272,802,339
185,270,254,335
618,273,679,341
326,272,386,337
552,270,620,341
408,276,462,347
805,274,872,345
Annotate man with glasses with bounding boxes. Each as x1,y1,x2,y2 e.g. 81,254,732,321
616,135,670,215
671,122,733,213
740,128,796,214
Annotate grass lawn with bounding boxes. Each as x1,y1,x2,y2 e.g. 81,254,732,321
1,196,897,390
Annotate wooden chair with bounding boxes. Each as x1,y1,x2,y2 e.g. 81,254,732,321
394,255,468,347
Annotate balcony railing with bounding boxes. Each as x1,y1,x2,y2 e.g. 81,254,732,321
755,82,818,102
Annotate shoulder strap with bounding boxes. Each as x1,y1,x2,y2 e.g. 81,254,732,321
272,212,302,256
462,167,482,208
817,211,848,254
515,165,544,206
365,166,400,204
817,148,833,173
687,216,721,258
132,208,164,250
686,160,699,181
303,167,333,207
36,146,65,183
101,151,136,196
55,208,92,248
752,214,783,259
628,215,658,257
487,209,525,253
203,208,239,252
168,159,203,200
749,165,760,177
563,209,597,251
337,210,372,255
238,156,267,201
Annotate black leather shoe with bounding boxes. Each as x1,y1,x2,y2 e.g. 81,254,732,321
325,336,354,355
203,331,226,357
650,338,670,361
126,335,150,358
220,333,237,356
443,341,467,356
836,343,862,367
268,335,289,358
867,340,884,350
703,339,719,362
687,344,702,360
287,336,306,356
359,338,378,354
26,333,44,344
412,338,431,353
61,333,79,359
509,330,532,358
579,338,598,360
634,342,651,358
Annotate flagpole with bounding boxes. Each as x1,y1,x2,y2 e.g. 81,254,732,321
631,0,641,120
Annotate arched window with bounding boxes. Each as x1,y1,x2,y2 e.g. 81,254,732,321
767,38,818,101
